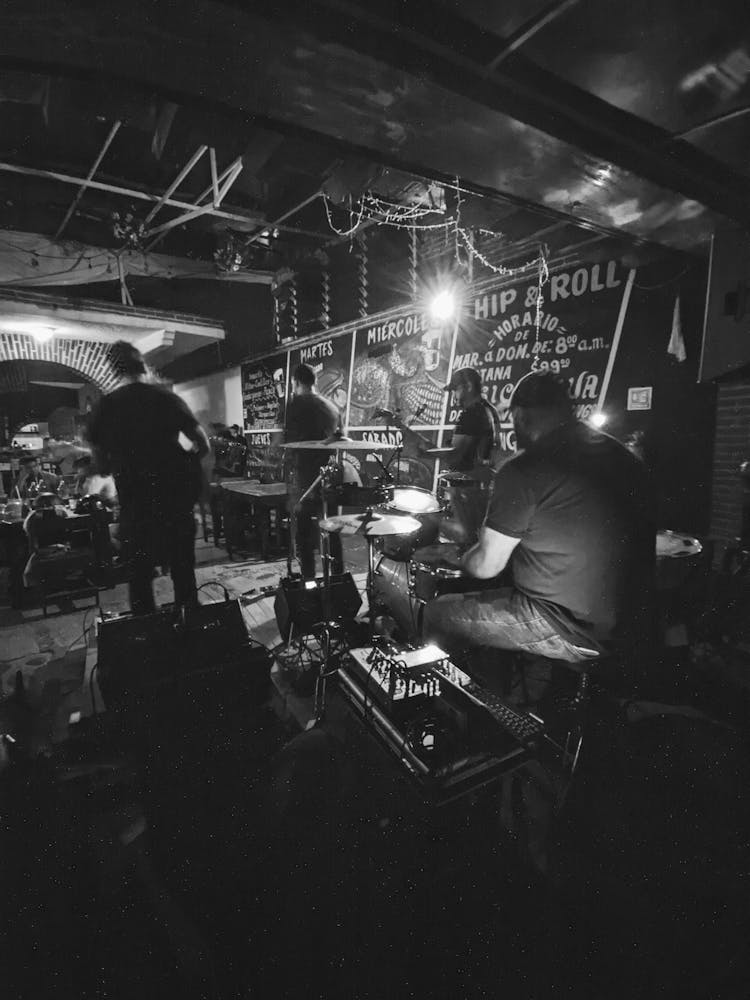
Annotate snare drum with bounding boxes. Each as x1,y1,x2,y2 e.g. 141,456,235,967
380,486,444,561
409,543,466,603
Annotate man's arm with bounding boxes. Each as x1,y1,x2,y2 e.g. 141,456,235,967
462,524,520,579
444,433,475,470
171,393,210,458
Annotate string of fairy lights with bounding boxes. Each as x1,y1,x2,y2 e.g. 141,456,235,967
320,183,550,336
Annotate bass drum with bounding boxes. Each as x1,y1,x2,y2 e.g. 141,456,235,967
374,542,496,640
379,486,443,561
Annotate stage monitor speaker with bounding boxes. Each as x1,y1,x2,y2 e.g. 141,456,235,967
97,599,271,714
274,573,362,638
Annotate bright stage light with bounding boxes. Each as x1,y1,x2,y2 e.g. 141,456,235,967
27,324,56,344
589,411,607,428
429,289,457,322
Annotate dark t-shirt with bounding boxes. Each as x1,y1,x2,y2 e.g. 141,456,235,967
453,399,495,471
284,392,340,490
485,423,655,648
87,382,201,509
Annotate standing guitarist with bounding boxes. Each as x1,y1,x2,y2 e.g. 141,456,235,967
88,341,208,615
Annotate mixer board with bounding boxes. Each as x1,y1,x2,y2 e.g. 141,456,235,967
338,643,532,804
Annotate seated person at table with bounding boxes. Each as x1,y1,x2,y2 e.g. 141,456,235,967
422,371,655,666
13,454,59,500
284,363,343,581
72,455,117,505
72,454,118,562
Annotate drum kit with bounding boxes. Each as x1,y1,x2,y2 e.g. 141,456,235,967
279,434,488,638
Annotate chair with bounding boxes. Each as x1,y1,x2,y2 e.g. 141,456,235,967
23,507,101,615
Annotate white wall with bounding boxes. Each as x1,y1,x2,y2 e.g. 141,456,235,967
173,366,243,431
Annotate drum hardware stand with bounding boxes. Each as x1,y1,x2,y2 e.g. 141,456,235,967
371,441,402,487
300,459,342,727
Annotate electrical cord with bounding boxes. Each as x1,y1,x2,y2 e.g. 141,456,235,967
61,605,98,658
89,661,99,717
197,580,230,603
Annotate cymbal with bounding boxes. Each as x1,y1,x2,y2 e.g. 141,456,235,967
319,512,421,537
279,438,393,451
424,447,454,456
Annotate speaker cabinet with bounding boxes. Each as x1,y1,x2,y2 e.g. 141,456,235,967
97,600,272,715
274,574,362,638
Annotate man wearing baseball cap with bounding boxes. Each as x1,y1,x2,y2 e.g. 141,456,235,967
441,367,498,473
423,370,654,667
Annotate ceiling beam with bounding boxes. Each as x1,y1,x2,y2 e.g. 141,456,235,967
0,160,327,239
247,0,750,225
143,145,208,225
486,0,580,71
54,119,122,239
144,156,244,251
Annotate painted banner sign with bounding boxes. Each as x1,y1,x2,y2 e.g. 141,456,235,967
463,260,634,453
239,260,636,483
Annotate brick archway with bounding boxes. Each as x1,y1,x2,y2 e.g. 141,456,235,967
0,334,118,392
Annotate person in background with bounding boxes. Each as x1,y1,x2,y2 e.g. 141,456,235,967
72,454,119,564
72,455,117,506
284,363,343,581
87,340,209,615
377,367,499,544
13,454,59,500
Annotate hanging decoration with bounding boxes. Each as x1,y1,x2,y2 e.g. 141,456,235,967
214,232,246,273
356,232,368,318
111,209,147,251
320,186,547,283
321,267,331,328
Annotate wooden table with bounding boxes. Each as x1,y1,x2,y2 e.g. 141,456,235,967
220,481,289,559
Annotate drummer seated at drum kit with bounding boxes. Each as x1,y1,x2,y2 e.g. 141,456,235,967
421,371,655,695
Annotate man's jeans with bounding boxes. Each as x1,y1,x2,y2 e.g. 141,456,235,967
422,586,600,664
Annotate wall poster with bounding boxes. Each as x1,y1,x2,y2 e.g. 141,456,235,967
236,259,636,485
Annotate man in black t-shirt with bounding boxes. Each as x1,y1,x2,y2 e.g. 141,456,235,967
284,363,343,580
443,367,497,473
423,371,654,664
87,341,209,615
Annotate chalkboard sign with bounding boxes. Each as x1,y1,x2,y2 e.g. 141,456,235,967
461,260,632,453
348,311,451,429
242,353,288,431
289,332,353,426
236,259,636,484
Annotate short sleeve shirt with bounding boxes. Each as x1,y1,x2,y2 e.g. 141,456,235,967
87,382,201,506
485,423,654,646
284,393,341,490
452,400,495,471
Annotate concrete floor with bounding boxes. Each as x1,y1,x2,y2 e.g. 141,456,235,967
0,530,371,753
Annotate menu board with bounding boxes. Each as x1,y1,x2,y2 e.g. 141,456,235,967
348,311,452,429
241,353,288,432
341,427,442,493
289,333,354,426
235,258,636,484
461,260,632,453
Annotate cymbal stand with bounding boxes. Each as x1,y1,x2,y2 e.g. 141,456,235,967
370,444,402,488
303,459,340,726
